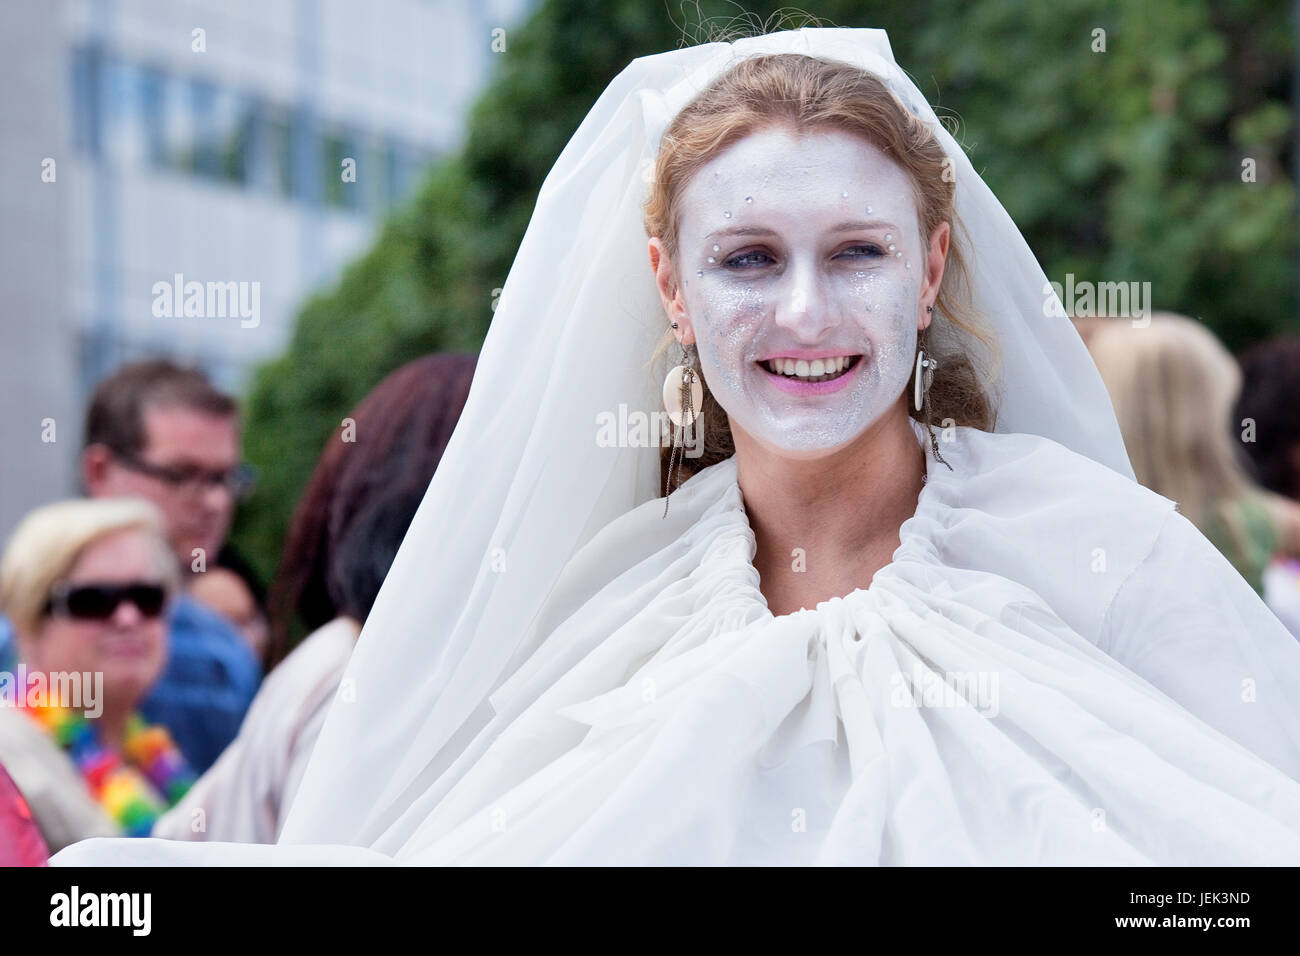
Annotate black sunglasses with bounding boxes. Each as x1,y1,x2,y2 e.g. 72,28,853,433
43,582,169,621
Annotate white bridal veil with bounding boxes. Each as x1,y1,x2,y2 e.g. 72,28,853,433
274,27,1137,851
56,27,1202,863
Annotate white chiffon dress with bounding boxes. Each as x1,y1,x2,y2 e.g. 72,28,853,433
53,419,1300,865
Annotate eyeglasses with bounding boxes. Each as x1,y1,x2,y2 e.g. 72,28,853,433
114,451,257,500
43,582,170,621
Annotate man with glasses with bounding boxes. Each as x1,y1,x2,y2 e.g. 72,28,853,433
0,360,262,772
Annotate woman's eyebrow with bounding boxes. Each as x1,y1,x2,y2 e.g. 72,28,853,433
704,220,898,242
832,219,898,232
705,225,779,241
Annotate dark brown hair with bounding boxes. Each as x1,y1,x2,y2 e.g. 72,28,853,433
266,353,477,667
1234,335,1300,500
642,52,999,486
83,358,238,455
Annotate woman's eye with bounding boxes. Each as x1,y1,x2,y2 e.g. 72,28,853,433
837,244,884,260
723,249,774,268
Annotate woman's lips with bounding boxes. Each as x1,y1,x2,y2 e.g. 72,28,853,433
99,635,152,657
758,353,863,395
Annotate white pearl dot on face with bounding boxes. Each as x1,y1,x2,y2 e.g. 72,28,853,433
885,234,892,241
905,261,912,269
712,244,720,252
745,196,753,203
895,251,902,257
866,205,873,214
697,270,703,277
707,257,715,263
723,210,731,218
887,244,896,252
841,191,848,198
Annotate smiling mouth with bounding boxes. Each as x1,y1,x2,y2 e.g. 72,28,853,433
760,355,861,383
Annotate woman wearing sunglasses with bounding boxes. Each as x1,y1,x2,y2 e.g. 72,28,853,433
0,497,194,853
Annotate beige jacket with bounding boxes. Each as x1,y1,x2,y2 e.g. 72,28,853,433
0,705,120,852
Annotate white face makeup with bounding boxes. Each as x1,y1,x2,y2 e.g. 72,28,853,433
674,125,929,456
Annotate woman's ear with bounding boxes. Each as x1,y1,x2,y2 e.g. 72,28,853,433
648,238,696,345
919,221,951,330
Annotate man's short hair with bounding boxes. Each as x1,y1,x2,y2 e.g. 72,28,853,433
84,359,239,454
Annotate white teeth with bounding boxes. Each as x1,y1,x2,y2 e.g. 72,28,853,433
763,356,856,381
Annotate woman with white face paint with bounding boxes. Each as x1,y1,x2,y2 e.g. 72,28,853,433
54,28,1300,866
649,121,965,618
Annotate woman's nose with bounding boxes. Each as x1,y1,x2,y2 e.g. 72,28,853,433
773,263,837,339
110,599,144,628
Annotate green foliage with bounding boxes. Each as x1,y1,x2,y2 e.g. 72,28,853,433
232,0,1297,592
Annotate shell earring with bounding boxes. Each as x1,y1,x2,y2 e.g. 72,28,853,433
915,307,953,473
663,324,703,516
913,306,937,412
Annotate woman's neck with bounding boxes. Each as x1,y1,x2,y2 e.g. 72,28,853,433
95,705,131,752
19,660,134,752
735,398,927,617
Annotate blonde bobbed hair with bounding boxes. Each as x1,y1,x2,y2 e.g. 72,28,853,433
0,497,179,637
1085,312,1265,559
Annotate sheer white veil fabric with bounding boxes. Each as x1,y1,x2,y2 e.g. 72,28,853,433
270,27,1136,852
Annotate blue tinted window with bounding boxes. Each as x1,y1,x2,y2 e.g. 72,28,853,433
139,65,166,166
103,58,151,166
190,79,218,176
70,45,103,156
322,126,364,212
290,107,321,204
159,71,194,172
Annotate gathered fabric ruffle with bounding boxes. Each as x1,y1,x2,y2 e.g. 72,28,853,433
389,425,1300,865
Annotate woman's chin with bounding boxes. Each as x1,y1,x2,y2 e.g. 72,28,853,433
99,666,162,705
731,418,869,461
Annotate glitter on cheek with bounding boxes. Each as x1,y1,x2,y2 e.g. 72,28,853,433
688,277,767,406
840,271,919,418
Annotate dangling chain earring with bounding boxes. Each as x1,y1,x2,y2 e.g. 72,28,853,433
662,323,702,517
916,306,952,472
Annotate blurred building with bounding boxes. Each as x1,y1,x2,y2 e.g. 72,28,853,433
0,0,534,540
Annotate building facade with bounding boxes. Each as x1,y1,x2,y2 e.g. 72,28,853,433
0,0,532,540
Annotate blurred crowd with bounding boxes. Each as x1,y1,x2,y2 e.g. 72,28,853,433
0,312,1298,864
1075,314,1300,630
0,353,475,862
